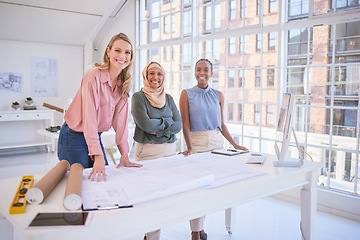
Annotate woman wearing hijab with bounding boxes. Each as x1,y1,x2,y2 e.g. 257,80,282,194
131,61,182,162
131,61,182,240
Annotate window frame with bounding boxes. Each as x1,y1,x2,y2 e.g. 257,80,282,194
136,0,360,201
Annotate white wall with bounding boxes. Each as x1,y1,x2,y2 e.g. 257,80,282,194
94,1,136,67
0,1,135,125
0,40,83,125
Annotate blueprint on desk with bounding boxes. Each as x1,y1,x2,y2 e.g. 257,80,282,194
82,152,265,208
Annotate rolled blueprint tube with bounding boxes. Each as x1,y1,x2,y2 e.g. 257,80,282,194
27,160,70,204
63,163,84,211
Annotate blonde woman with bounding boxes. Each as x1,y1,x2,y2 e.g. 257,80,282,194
131,61,182,240
58,33,142,182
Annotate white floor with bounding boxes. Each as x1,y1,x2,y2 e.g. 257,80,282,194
0,149,359,240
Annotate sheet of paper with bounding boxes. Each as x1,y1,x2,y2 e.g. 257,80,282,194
0,72,23,93
30,56,58,97
82,152,265,208
188,153,265,187
82,179,130,210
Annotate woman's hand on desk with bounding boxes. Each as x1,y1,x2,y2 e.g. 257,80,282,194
179,147,193,156
89,155,107,182
233,144,249,151
117,154,143,168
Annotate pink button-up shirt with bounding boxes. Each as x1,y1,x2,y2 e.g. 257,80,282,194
64,67,129,156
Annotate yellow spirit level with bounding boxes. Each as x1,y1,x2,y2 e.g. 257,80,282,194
9,175,34,214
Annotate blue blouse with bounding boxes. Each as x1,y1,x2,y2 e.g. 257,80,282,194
185,86,222,132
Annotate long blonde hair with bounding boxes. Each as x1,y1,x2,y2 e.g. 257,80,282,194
95,33,133,99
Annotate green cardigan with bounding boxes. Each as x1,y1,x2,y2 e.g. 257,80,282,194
131,90,182,144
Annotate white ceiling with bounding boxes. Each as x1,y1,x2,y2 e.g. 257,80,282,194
0,0,128,46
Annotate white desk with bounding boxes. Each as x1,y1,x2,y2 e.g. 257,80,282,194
0,153,321,240
36,127,118,162
0,110,55,152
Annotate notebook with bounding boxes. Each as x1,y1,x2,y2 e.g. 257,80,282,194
211,148,249,156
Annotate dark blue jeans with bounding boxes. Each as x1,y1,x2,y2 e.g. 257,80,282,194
58,122,108,169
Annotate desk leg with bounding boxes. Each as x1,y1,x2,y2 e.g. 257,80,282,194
45,144,50,152
107,148,117,165
300,170,317,240
51,137,55,152
225,207,236,234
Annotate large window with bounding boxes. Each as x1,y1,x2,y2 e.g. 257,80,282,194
256,34,262,51
183,10,192,36
240,36,246,53
266,105,275,124
331,0,360,9
255,67,261,87
228,70,235,88
229,37,236,54
238,104,243,121
267,67,275,86
268,32,276,50
138,0,360,196
269,0,277,13
229,0,236,20
228,103,234,121
288,0,309,19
